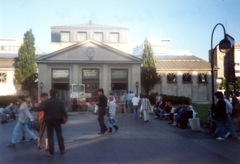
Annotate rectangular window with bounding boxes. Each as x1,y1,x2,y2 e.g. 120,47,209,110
77,32,87,42
93,32,103,42
0,72,7,83
110,32,119,43
60,31,70,42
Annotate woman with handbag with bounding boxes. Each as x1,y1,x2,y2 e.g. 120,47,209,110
36,92,49,151
8,95,38,147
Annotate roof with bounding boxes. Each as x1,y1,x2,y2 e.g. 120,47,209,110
155,55,212,71
0,58,16,68
51,22,128,30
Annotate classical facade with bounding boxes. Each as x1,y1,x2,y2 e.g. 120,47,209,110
37,24,141,102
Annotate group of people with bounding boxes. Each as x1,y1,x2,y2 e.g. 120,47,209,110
154,97,194,128
213,91,238,140
8,89,67,158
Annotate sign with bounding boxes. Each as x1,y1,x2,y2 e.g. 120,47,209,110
82,69,99,79
111,69,127,79
52,69,69,79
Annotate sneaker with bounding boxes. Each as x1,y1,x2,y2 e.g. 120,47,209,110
225,132,231,139
216,137,225,140
7,143,16,147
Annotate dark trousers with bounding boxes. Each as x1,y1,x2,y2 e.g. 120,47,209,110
98,107,107,132
46,120,65,155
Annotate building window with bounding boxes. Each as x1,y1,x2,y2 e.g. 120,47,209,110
182,73,192,83
198,73,207,83
60,32,70,42
0,72,7,83
77,32,87,42
93,32,103,42
110,32,119,43
167,73,177,83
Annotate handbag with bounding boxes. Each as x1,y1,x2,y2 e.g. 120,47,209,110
61,115,68,124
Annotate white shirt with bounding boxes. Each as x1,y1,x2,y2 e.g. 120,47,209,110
132,96,139,106
109,101,117,117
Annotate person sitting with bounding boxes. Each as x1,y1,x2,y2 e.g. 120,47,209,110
4,103,16,120
171,101,188,127
168,103,181,124
154,101,165,119
159,101,172,120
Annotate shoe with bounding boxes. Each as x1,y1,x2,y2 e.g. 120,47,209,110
20,136,25,142
113,125,119,132
60,150,65,154
8,143,16,147
216,137,225,140
46,152,54,158
225,132,231,139
108,128,112,133
29,138,34,141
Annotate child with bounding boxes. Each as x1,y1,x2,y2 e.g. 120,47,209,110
108,95,119,132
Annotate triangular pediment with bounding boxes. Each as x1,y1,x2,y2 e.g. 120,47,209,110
37,39,141,64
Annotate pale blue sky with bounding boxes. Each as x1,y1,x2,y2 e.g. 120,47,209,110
0,0,239,61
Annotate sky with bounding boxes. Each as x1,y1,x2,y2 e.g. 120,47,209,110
0,0,240,61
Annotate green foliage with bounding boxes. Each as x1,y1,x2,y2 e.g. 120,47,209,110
141,39,160,95
0,96,18,108
142,40,155,69
14,29,37,96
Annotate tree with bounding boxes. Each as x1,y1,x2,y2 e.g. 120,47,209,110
141,39,160,95
15,29,37,96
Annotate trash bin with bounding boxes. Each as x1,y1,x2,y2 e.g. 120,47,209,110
188,118,200,131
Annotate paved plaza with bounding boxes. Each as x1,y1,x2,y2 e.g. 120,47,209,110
0,112,240,164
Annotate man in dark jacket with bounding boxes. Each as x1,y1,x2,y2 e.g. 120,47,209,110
33,89,67,157
214,91,228,140
97,88,108,134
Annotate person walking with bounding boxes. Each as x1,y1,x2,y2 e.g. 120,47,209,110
32,89,67,157
132,94,139,119
8,95,38,147
141,95,151,122
223,97,238,139
214,92,228,140
108,95,119,132
36,92,49,151
97,88,108,135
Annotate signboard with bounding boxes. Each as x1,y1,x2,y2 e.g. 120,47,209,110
82,69,99,79
52,69,69,79
111,69,128,79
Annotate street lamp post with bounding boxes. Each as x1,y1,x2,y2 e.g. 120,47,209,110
40,82,43,94
135,81,139,96
210,23,232,131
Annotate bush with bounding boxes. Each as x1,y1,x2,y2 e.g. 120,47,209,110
0,95,18,108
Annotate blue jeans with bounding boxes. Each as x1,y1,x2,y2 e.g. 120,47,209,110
11,122,37,144
224,113,238,138
133,105,138,119
214,120,227,138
